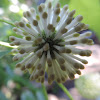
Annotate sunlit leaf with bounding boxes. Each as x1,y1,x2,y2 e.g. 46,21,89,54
59,0,70,7
0,0,10,9
68,0,100,40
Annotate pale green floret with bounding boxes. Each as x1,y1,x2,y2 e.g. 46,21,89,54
25,36,31,41
26,24,31,28
36,15,40,20
56,16,60,23
73,33,80,37
23,32,28,35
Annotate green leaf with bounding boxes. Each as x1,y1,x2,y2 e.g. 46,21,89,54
0,0,10,9
68,0,100,40
12,75,35,91
0,50,11,59
59,0,70,7
21,90,36,100
0,91,8,100
0,68,7,87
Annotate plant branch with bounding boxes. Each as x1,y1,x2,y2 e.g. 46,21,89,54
58,83,74,100
42,84,48,100
0,19,15,27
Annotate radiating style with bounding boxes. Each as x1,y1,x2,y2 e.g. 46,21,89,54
9,2,93,84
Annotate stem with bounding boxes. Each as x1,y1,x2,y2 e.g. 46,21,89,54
0,19,16,27
58,83,74,100
42,84,48,100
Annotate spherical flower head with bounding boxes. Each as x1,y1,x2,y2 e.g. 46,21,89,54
10,2,93,84
75,73,100,99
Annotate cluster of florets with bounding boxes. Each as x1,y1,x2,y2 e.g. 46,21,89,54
9,2,93,84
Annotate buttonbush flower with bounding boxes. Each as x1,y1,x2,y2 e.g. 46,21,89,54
9,2,93,84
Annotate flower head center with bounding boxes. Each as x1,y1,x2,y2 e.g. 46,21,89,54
34,32,64,58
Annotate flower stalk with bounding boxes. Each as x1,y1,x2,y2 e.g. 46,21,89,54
58,83,74,100
42,84,48,100
0,19,16,27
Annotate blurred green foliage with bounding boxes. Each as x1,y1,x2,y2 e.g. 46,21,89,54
60,0,100,40
0,50,11,59
0,0,10,9
21,90,36,100
0,54,46,100
0,91,8,100
59,0,70,6
75,73,100,99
